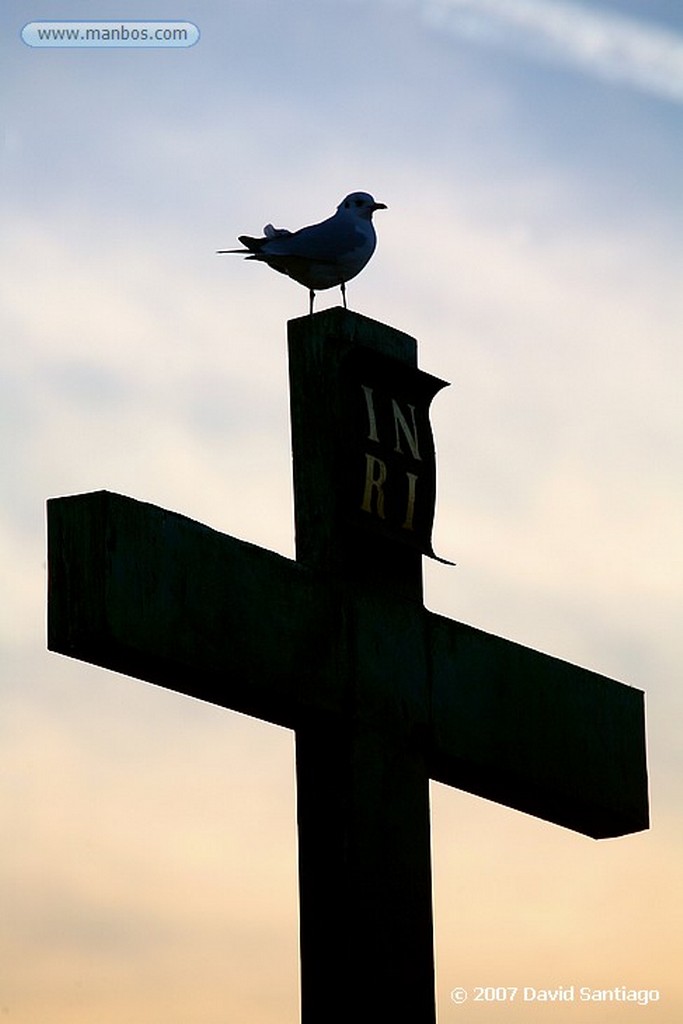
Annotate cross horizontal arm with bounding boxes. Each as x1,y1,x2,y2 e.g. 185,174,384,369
427,612,649,839
47,489,648,842
47,490,342,728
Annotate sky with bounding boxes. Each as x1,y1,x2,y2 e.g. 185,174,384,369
1,0,682,1020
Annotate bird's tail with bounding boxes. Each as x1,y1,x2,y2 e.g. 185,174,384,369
217,227,294,255
217,235,267,255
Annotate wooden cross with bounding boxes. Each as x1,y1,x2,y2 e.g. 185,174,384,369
47,308,648,1024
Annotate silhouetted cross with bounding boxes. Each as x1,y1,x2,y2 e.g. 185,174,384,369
47,308,648,1024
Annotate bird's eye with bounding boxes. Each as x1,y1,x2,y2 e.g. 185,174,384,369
354,199,364,207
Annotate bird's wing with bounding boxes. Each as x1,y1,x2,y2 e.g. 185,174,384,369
257,216,366,262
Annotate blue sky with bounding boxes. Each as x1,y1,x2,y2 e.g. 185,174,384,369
2,1,682,1021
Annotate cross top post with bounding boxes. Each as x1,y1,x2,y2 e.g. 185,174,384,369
47,307,649,1024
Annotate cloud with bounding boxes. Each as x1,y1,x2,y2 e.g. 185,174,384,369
420,0,683,103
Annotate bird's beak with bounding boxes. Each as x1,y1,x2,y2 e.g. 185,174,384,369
372,202,388,210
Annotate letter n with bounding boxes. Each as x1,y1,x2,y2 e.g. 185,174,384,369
392,400,421,460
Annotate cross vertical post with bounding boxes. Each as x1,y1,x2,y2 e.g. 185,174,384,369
288,311,436,1021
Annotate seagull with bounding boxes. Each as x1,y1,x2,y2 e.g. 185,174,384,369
218,191,387,314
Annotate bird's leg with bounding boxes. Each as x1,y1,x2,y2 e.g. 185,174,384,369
309,289,315,316
341,281,347,309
